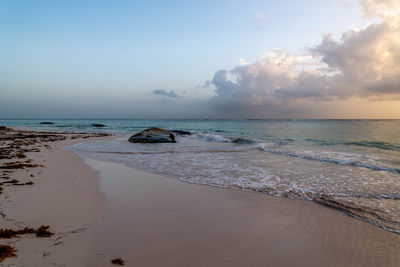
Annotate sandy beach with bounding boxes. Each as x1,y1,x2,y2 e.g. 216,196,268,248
1,129,400,266
2,0,399,265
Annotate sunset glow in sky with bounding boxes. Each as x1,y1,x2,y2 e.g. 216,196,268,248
1,0,399,118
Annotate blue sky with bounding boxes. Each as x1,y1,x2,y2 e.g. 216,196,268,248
1,0,399,118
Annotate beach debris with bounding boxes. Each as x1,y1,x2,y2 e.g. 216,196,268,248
35,225,55,237
0,228,36,238
128,127,176,143
0,161,42,169
0,225,54,239
42,250,51,257
0,126,12,133
15,151,26,158
1,179,19,184
0,179,34,186
39,122,54,125
111,258,125,265
1,180,34,186
0,126,114,263
92,123,106,127
0,244,17,262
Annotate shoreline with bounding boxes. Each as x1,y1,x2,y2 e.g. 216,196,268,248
85,158,400,266
1,127,399,266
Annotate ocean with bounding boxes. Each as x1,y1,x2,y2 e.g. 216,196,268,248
1,119,399,233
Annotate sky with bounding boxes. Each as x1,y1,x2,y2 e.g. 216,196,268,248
0,0,399,119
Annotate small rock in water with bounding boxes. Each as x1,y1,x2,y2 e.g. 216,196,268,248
91,123,106,127
170,130,191,136
231,138,255,144
40,122,54,125
128,127,176,143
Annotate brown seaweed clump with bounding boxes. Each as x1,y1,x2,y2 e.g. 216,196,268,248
0,225,54,239
111,258,125,265
0,228,35,238
35,225,54,237
0,244,17,262
0,161,42,170
0,179,34,186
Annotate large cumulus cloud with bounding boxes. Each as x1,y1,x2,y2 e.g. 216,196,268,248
208,0,400,112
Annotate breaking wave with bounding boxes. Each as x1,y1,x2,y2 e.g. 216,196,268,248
67,127,400,234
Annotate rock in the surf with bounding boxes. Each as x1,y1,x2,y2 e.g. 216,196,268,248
128,127,176,143
170,130,191,136
232,138,255,144
92,123,106,127
40,122,54,125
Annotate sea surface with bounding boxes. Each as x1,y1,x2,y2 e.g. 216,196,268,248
2,119,400,233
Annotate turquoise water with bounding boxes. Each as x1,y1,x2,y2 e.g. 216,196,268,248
2,119,400,233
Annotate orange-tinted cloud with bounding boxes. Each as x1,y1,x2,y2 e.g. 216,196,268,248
207,0,400,117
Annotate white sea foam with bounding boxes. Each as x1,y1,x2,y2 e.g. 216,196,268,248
192,132,232,143
66,132,400,233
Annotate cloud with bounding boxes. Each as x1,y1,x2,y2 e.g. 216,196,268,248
237,58,248,66
207,0,400,113
358,0,400,18
253,10,268,30
152,89,179,98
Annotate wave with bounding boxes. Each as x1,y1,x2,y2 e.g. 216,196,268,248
191,132,289,146
180,176,400,234
307,138,400,151
312,195,400,234
342,141,400,151
256,143,400,174
193,133,232,143
185,133,400,174
80,149,251,155
67,135,400,234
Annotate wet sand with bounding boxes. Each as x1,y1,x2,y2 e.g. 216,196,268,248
1,128,399,266
87,159,400,267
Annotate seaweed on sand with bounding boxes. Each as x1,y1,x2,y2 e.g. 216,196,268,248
0,161,42,169
1,179,34,186
35,225,54,237
0,225,54,239
1,179,19,184
0,244,17,262
111,258,125,265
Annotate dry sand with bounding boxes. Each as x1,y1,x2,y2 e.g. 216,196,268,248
0,133,114,266
1,134,400,266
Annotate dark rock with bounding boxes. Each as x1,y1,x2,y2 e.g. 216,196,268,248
91,123,106,127
232,138,255,144
128,128,176,143
170,130,192,136
40,122,54,125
